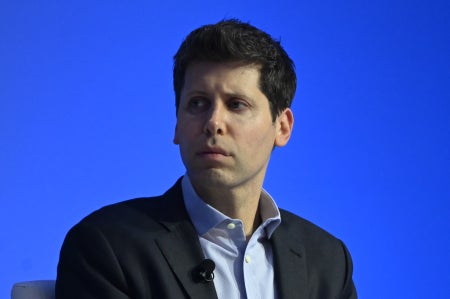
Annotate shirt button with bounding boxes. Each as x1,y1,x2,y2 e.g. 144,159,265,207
227,223,236,229
245,255,251,263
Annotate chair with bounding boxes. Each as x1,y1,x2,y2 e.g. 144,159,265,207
11,280,55,299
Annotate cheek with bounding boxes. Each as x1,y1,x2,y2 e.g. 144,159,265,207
175,120,202,148
174,123,188,146
239,125,276,152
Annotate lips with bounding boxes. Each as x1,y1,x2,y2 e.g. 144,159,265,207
197,147,230,157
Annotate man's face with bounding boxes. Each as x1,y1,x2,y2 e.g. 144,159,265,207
174,61,293,193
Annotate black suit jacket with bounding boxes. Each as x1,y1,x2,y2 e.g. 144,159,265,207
56,178,357,298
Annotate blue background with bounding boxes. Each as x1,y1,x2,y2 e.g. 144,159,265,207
1,1,449,298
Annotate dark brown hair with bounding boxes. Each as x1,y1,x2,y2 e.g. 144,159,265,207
173,19,297,120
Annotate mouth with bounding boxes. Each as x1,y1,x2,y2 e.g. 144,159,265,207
197,147,230,157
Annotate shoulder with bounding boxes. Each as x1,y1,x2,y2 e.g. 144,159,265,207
65,178,188,243
277,208,352,268
80,195,168,228
278,209,338,244
80,178,185,227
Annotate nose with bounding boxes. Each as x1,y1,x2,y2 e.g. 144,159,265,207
203,103,226,136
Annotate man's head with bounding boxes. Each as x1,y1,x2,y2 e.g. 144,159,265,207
173,19,296,121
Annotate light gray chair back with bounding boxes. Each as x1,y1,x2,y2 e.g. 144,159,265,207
11,280,55,299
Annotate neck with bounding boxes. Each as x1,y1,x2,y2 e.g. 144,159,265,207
192,180,263,239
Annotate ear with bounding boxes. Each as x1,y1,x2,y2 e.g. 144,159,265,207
173,122,180,145
274,108,294,147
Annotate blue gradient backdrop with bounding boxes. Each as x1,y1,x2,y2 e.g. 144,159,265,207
1,1,449,298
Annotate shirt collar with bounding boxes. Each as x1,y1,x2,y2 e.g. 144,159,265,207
182,175,281,238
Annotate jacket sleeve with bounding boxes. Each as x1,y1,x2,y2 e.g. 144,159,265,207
55,222,131,299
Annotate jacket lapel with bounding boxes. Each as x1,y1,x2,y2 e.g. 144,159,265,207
272,221,308,299
153,179,218,299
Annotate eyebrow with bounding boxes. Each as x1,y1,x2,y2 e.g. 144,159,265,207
184,90,210,97
184,90,252,102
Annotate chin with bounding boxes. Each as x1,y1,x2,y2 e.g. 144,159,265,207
189,168,232,186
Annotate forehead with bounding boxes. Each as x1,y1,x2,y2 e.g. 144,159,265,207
182,61,262,92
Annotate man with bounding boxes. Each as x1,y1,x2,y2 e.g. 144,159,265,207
56,19,357,299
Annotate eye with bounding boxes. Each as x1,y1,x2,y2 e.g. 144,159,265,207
186,97,210,114
227,99,249,111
